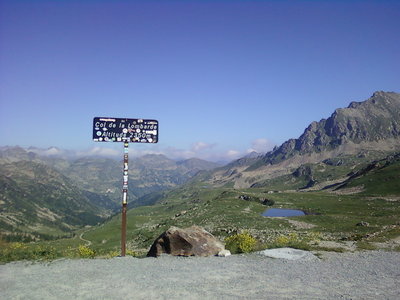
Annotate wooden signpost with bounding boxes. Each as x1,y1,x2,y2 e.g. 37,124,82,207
93,117,158,256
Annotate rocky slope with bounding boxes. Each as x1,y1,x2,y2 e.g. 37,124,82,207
202,91,400,188
0,160,109,240
264,91,400,162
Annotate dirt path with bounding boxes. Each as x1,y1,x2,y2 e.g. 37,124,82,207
78,231,92,247
1,250,399,299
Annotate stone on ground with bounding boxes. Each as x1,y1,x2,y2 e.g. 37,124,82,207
258,248,318,260
147,225,225,257
217,249,232,257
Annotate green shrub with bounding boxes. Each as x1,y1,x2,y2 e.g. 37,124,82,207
225,232,258,254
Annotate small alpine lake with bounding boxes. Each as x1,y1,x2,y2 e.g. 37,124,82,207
262,208,306,217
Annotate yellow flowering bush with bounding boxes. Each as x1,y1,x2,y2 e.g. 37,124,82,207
225,232,258,254
274,232,300,247
77,245,96,258
10,242,26,249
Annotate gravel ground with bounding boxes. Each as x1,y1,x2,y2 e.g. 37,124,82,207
1,251,399,299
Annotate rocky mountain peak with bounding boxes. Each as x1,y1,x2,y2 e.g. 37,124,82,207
256,91,400,166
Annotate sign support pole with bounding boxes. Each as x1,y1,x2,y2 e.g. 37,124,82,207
121,141,129,257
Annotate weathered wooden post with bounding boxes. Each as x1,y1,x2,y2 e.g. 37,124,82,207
121,141,129,256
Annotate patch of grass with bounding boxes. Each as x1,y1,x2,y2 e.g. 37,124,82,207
263,232,322,251
311,246,347,253
364,227,400,243
356,241,378,251
0,242,60,263
104,249,140,258
347,156,400,196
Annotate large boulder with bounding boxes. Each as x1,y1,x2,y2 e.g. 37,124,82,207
147,225,225,257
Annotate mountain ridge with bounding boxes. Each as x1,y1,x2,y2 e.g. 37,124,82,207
260,91,400,165
0,148,221,203
199,91,400,188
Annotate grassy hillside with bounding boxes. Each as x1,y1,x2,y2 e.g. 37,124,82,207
249,151,399,191
0,161,109,241
16,177,397,260
339,155,400,195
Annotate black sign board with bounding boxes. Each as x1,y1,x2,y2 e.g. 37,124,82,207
93,117,158,143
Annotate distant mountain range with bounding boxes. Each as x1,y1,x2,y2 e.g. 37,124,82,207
0,147,220,239
194,91,400,189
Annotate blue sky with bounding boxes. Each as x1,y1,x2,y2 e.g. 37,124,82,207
0,0,399,162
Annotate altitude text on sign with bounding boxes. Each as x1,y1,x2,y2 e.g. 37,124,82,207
93,117,158,143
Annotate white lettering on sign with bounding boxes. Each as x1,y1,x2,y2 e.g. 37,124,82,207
95,122,105,128
93,117,158,143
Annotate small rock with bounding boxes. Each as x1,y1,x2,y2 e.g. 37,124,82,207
217,249,231,257
356,221,369,227
261,198,275,206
